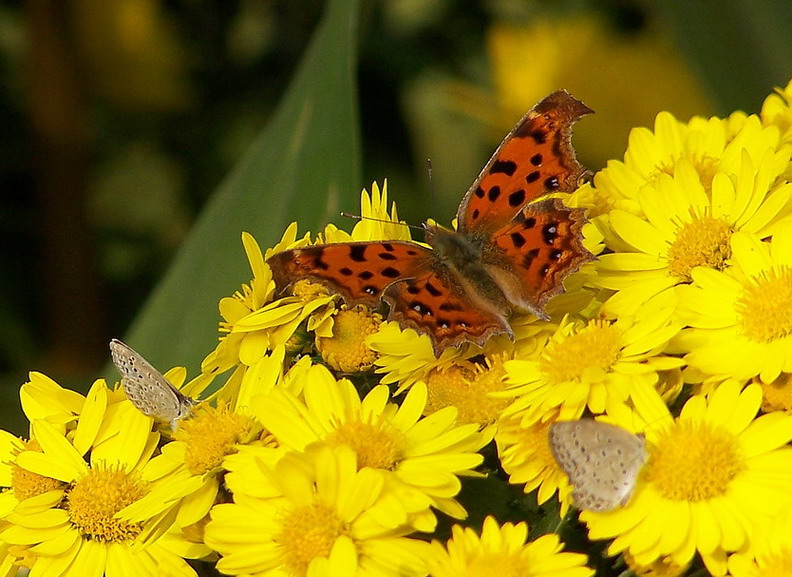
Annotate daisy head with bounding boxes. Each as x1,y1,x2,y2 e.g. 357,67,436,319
675,222,792,384
503,309,683,425
495,413,574,516
251,368,488,525
593,143,792,317
581,380,792,576
0,379,208,576
205,444,429,577
426,515,593,577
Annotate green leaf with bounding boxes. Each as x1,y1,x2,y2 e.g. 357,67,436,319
119,0,361,373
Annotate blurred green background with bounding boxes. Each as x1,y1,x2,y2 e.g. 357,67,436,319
1,0,790,434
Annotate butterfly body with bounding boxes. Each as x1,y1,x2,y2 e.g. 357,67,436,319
268,90,594,354
549,420,648,512
109,339,196,429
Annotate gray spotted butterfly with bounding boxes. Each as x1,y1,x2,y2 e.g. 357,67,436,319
549,419,647,512
109,339,196,429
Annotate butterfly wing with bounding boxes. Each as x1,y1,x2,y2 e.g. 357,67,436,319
109,339,194,426
267,241,434,307
549,420,648,512
268,242,511,353
456,90,592,233
382,268,512,355
482,198,593,318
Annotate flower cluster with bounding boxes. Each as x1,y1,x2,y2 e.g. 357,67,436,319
1,80,792,577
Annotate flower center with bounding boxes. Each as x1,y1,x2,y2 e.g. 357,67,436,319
540,321,621,384
645,420,744,501
326,420,404,470
425,359,510,425
175,403,258,475
292,280,331,300
11,440,65,501
66,464,147,542
277,502,349,577
737,268,792,343
667,216,732,281
315,305,382,372
757,373,792,412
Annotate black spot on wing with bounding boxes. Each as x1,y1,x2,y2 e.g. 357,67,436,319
349,245,367,262
523,248,540,269
489,160,518,176
542,223,559,245
508,189,526,207
424,282,442,297
510,232,526,248
381,267,400,278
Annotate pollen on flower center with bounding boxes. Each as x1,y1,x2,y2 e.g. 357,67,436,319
425,359,510,425
645,420,744,501
667,216,732,280
540,321,621,384
315,305,382,372
11,440,65,501
292,279,331,300
737,268,792,343
175,403,258,475
326,420,404,470
277,502,349,577
66,465,147,542
758,373,792,412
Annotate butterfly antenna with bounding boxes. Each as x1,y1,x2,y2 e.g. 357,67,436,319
339,212,424,233
426,158,437,216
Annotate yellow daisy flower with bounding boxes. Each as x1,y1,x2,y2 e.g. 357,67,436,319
582,380,792,576
19,371,86,428
252,367,489,525
423,355,511,430
203,181,405,384
726,506,792,576
0,379,209,576
117,401,262,545
675,222,792,384
426,515,593,577
761,77,792,149
315,304,382,372
205,445,429,577
495,413,574,516
594,144,792,316
503,303,684,425
369,312,561,395
593,109,786,218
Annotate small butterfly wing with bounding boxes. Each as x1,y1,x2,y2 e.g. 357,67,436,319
382,269,512,354
549,420,648,512
456,90,592,233
483,198,593,317
267,241,434,308
109,339,193,425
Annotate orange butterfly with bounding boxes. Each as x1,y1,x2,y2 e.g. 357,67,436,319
267,90,594,355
